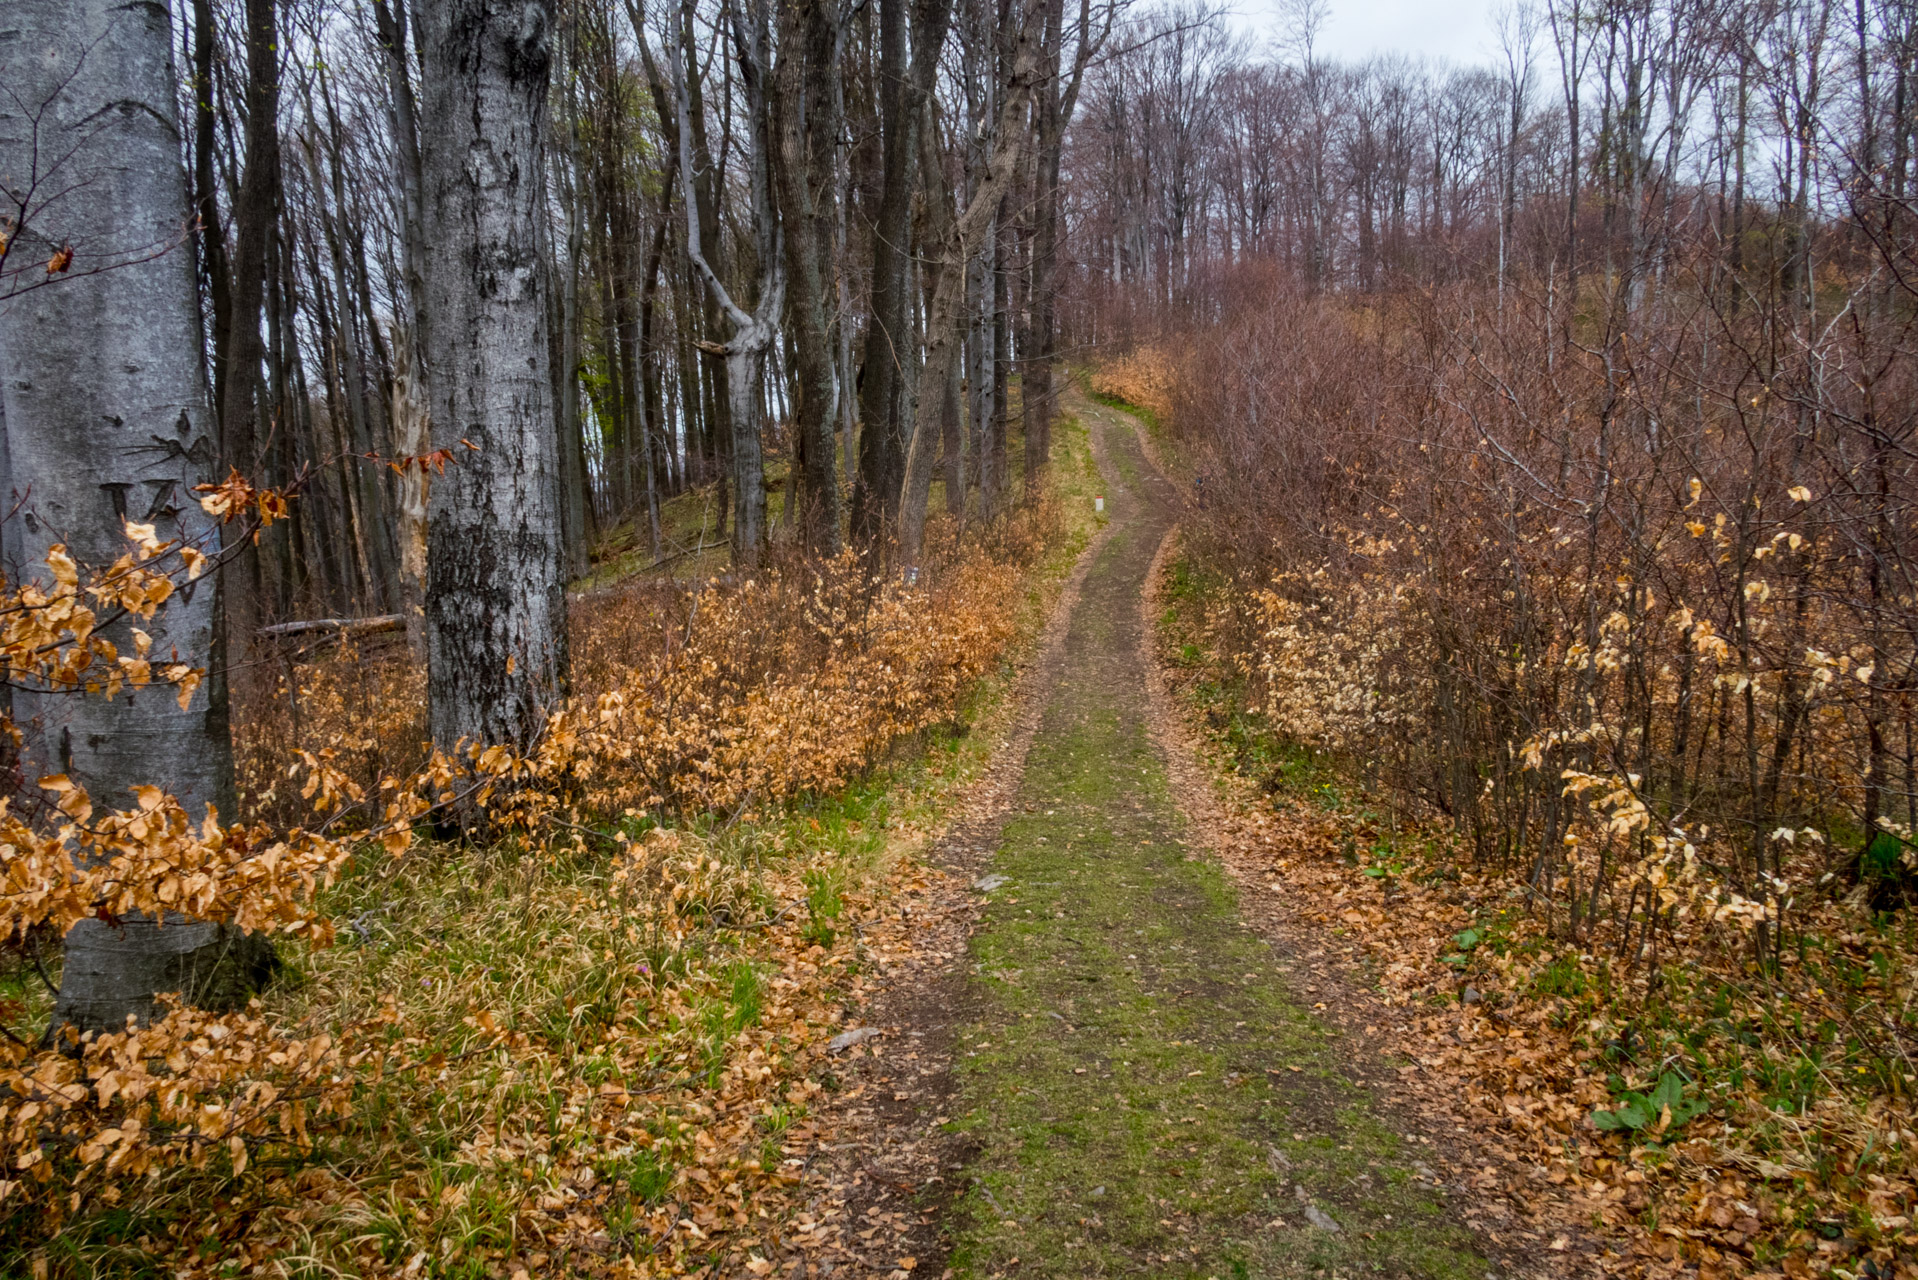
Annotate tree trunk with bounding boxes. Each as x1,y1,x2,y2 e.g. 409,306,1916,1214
673,0,782,573
371,0,432,643
680,0,736,512
390,323,432,593
1020,0,1067,493
550,133,591,582
417,0,569,753
190,0,232,424
850,0,956,552
899,12,1038,563
639,194,674,545
220,0,284,680
990,212,1012,512
940,337,964,516
774,0,846,556
850,0,915,551
0,0,265,1034
966,227,995,516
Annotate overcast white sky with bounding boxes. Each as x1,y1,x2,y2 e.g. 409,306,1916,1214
1235,0,1502,67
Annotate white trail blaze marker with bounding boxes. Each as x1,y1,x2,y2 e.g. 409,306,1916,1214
1095,496,1105,513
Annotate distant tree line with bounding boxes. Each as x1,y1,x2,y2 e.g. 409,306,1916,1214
1095,0,1918,952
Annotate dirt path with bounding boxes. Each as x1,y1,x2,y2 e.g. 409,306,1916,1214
782,398,1521,1279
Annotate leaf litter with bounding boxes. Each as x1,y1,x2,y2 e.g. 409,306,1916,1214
1142,505,1918,1279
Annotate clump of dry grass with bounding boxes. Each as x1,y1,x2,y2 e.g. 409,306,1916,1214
1088,346,1175,425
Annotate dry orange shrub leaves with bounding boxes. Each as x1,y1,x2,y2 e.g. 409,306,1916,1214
0,523,376,1227
1194,785,1918,1279
3,1001,357,1203
556,549,1023,817
3,522,208,710
1088,344,1175,423
235,543,1028,828
1,497,1055,1270
1160,535,1918,1276
1110,267,1918,1270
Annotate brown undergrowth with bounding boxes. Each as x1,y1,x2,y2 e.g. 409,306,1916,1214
1092,251,1918,1279
1150,525,1918,1280
3,480,1088,1275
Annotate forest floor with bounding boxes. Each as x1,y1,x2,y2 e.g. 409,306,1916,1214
765,395,1596,1279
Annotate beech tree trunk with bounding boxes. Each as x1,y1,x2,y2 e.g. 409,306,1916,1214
851,0,955,553
849,0,915,550
990,224,1011,512
680,0,735,514
966,221,999,516
0,0,267,1034
729,0,780,569
417,0,569,753
959,0,999,518
371,0,433,640
189,0,232,422
1020,0,1063,491
939,342,964,516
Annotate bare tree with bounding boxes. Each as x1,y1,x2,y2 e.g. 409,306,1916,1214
850,0,956,553
218,0,286,682
899,1,1046,562
416,0,569,754
1022,0,1121,492
674,0,784,572
773,0,848,554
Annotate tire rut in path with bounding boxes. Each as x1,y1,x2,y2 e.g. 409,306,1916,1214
794,404,1501,1280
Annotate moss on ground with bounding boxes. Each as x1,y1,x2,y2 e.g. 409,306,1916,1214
942,400,1486,1279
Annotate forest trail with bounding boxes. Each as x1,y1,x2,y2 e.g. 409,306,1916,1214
797,397,1515,1280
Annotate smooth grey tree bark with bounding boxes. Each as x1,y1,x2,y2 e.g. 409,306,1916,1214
0,0,268,1034
416,0,569,753
0,354,12,801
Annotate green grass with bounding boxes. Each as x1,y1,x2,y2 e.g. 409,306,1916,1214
943,397,1484,1278
10,695,1025,1277
5,406,1114,1278
948,715,1483,1278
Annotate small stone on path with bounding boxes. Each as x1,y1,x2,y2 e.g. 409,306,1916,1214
827,1027,881,1053
1294,1185,1341,1233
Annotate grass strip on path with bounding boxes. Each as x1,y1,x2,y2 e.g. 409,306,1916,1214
943,398,1490,1280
